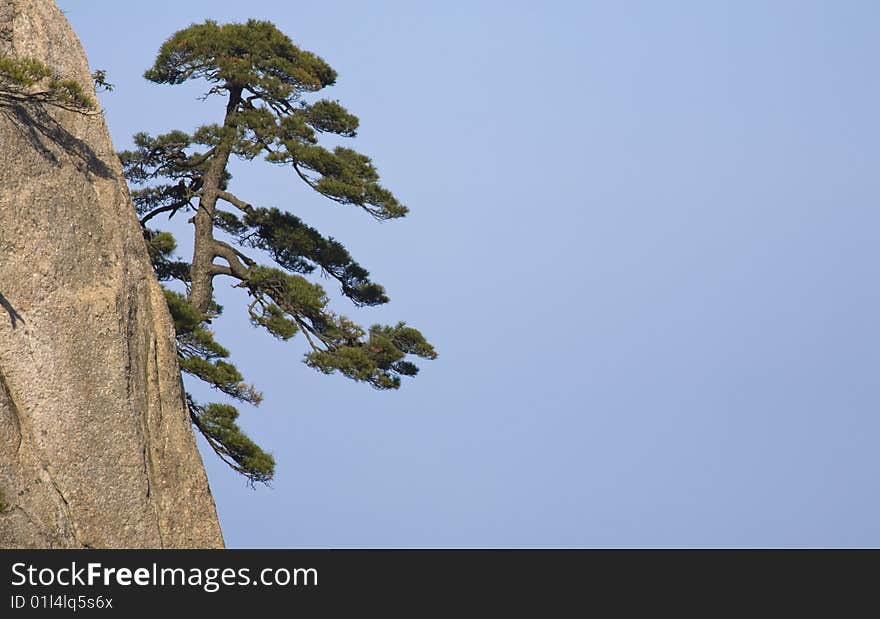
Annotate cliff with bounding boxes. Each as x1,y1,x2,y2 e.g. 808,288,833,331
0,0,224,548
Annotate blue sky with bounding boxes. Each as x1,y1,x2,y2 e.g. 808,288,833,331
66,1,880,547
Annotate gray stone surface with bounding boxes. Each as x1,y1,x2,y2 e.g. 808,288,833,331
0,0,224,548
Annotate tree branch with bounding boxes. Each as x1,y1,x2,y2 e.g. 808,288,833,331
210,239,254,279
217,191,256,215
139,198,190,226
182,147,216,169
0,86,101,115
209,264,233,277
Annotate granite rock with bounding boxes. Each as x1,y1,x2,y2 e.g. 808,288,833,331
0,0,224,548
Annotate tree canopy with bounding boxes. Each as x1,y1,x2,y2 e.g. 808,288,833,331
120,20,436,484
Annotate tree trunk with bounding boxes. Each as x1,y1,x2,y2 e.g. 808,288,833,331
188,87,241,314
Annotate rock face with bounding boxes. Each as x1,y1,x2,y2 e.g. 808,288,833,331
0,0,224,548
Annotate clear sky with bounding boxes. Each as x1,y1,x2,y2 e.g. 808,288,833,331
65,1,880,547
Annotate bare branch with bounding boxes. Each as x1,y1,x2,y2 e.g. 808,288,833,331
209,264,234,277
210,239,254,279
217,191,255,215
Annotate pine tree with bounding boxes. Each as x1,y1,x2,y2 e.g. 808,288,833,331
120,20,436,484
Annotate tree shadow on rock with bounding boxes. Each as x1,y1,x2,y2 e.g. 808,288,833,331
0,100,113,179
0,292,22,329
